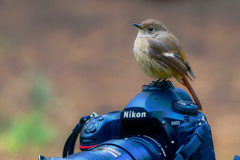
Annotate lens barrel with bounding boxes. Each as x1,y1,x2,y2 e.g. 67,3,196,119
67,135,166,160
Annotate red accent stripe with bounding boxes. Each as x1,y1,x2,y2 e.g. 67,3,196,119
79,144,98,149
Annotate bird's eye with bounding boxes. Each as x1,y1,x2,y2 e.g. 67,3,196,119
148,28,154,32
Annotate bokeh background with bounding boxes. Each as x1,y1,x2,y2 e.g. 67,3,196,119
0,0,240,159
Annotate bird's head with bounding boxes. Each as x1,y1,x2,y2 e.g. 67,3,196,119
134,19,169,38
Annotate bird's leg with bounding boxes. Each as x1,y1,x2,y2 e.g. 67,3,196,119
159,78,166,84
155,78,162,84
153,78,167,85
150,78,161,86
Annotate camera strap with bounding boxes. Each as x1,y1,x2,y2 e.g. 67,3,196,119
62,114,93,158
174,121,211,160
62,123,83,158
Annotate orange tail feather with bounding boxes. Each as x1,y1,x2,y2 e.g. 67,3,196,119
181,74,202,110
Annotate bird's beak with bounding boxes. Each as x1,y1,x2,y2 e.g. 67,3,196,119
133,23,142,29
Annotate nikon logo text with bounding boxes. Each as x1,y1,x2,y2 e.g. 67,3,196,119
123,111,146,118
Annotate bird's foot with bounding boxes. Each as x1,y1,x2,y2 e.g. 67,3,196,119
142,79,167,89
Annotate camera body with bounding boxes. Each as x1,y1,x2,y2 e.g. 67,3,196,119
79,81,215,160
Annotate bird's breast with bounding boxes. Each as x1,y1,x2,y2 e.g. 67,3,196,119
133,38,173,79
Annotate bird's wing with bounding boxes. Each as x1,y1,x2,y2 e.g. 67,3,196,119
147,39,192,80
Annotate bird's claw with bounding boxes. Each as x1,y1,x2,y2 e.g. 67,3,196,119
142,84,148,89
150,81,156,85
142,79,168,90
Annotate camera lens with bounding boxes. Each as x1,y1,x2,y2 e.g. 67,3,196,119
67,135,166,160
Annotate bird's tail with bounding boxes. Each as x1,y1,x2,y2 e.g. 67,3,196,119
177,73,202,110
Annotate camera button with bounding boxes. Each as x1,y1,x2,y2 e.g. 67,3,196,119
94,116,100,119
94,122,99,128
174,100,198,115
84,129,90,134
86,122,99,133
98,117,104,121
87,122,95,130
89,126,97,133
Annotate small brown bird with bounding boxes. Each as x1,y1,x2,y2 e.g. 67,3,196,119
133,19,202,110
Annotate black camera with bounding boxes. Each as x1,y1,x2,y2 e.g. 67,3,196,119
40,81,216,160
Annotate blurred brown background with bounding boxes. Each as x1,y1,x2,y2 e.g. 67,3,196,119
0,0,240,159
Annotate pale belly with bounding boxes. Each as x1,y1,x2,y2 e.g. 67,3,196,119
133,38,174,79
